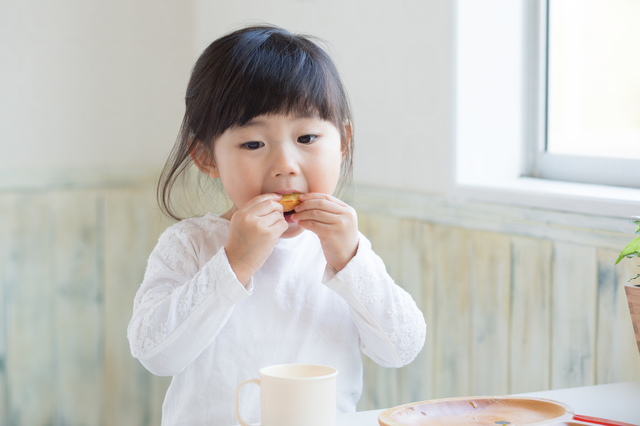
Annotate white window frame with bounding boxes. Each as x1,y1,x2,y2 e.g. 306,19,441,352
453,0,640,219
531,0,640,188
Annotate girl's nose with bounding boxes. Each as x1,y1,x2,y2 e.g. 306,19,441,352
271,145,300,177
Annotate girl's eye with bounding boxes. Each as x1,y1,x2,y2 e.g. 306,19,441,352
241,141,264,150
297,134,318,144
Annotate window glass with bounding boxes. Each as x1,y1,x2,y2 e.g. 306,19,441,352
547,0,640,160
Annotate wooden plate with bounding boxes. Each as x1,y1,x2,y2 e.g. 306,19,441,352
378,396,575,426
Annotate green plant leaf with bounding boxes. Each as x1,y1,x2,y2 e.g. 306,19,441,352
630,273,640,282
615,235,640,264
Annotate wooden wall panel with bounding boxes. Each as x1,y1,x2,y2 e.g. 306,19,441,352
396,219,430,404
432,225,472,398
419,222,437,401
509,236,553,394
596,248,640,384
357,213,402,410
0,194,14,425
2,181,639,424
356,210,371,238
102,187,171,426
551,242,598,389
53,191,102,425
469,230,511,396
4,194,57,425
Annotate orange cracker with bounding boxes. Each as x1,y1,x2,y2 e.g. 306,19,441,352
279,193,302,212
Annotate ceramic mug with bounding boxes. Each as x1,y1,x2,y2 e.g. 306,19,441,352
235,363,338,426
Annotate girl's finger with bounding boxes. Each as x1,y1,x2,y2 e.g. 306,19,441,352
263,210,286,228
256,210,286,228
290,209,340,225
250,198,284,218
299,192,349,207
272,219,289,233
241,193,283,213
296,219,331,233
294,198,347,215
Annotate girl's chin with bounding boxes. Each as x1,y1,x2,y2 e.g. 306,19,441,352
280,221,305,239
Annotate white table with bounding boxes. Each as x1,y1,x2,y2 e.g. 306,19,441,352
336,381,640,425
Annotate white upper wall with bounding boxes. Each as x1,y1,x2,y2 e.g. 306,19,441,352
0,0,453,195
0,0,194,174
195,0,454,194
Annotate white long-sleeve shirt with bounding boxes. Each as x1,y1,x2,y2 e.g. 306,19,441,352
127,213,426,425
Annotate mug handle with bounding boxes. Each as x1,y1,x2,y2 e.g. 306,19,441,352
235,378,260,426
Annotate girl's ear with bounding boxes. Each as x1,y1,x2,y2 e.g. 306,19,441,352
189,142,220,178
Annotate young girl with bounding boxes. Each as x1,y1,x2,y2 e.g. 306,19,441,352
127,25,426,425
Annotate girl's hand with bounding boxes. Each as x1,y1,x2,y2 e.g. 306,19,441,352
225,194,288,286
291,193,359,272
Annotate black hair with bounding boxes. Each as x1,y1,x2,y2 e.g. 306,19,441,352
158,24,354,220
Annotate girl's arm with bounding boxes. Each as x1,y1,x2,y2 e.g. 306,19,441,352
127,221,251,376
323,233,426,368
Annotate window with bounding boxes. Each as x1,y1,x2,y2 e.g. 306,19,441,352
530,0,640,188
454,0,640,218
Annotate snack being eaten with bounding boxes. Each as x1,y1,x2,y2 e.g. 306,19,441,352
279,193,302,213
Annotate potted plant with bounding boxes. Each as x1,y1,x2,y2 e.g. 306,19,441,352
616,217,640,355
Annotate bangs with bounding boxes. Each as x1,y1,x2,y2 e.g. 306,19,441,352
187,26,350,143
230,36,343,125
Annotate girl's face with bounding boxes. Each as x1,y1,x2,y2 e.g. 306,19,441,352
207,114,345,238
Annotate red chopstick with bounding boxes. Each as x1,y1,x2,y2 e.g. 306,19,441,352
574,414,638,426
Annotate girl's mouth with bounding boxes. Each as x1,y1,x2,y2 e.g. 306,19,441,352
284,210,295,223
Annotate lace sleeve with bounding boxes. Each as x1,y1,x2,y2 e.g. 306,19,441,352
323,234,426,368
127,222,250,376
